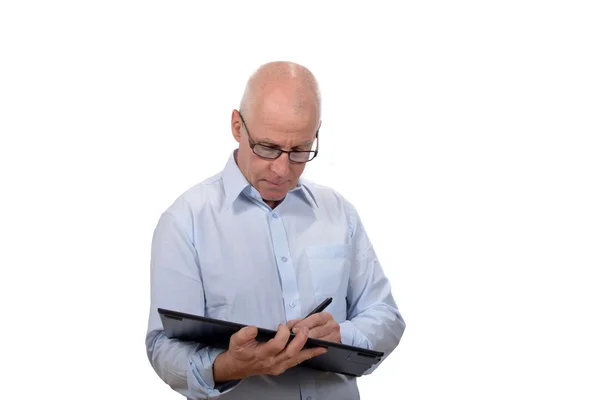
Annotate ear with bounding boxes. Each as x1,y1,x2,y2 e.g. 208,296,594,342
231,109,242,143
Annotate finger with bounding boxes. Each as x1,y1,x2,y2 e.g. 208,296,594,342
286,318,301,330
305,346,328,359
230,325,258,348
292,312,330,332
325,319,341,343
261,324,290,357
314,312,334,326
318,328,342,343
284,325,309,359
284,346,329,370
307,323,333,339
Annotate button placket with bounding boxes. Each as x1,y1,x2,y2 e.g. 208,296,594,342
268,212,302,320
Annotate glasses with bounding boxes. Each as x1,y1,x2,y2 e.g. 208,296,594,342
239,112,319,163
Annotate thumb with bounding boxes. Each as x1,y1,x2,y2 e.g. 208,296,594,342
235,325,258,344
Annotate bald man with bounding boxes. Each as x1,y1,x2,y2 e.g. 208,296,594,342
145,61,405,400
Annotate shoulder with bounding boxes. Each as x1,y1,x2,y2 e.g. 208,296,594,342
301,179,372,246
161,171,225,223
301,178,360,220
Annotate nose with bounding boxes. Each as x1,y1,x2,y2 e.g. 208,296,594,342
270,153,290,177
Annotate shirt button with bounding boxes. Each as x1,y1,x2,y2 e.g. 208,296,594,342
272,213,278,218
281,256,288,262
307,397,312,400
289,301,296,308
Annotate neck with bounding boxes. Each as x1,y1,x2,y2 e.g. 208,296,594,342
265,199,281,209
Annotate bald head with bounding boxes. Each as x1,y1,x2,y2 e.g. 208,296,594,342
239,61,321,122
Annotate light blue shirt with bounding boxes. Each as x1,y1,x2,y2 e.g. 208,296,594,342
145,150,406,400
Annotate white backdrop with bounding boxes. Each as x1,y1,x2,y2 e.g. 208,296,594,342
1,1,599,399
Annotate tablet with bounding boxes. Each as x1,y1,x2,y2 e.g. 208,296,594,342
158,308,384,377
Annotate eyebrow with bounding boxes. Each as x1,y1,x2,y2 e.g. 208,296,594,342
257,138,314,149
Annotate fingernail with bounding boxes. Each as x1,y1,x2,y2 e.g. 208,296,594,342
292,328,299,334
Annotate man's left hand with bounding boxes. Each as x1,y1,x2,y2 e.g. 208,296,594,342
286,312,341,343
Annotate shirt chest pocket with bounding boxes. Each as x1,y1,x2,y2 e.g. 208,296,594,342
304,244,352,322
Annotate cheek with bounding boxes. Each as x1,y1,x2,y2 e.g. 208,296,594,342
250,158,271,179
238,148,252,169
290,164,306,179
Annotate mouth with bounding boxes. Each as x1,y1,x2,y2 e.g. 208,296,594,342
264,180,287,187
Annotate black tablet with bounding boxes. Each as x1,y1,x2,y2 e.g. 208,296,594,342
158,308,384,377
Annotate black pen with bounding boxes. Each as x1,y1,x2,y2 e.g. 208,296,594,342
305,297,333,318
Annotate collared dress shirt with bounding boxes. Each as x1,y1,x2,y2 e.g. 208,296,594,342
146,150,406,399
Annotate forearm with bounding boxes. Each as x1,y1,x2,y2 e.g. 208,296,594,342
338,299,405,377
147,330,239,399
341,301,405,354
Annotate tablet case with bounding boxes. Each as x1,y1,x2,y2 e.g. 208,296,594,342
158,308,384,377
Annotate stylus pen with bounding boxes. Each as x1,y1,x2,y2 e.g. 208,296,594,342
305,297,333,318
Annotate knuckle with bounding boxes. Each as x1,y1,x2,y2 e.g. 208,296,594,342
265,356,276,368
292,322,305,331
285,348,296,359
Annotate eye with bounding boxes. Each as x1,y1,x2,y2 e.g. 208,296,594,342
254,144,282,158
256,144,280,152
291,152,310,162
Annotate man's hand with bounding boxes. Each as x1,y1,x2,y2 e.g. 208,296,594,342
286,312,341,343
213,324,328,383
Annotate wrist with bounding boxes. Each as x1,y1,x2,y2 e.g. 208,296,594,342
213,350,244,383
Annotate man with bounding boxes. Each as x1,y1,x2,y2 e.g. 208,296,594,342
145,61,406,399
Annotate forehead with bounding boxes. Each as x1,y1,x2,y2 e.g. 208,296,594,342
247,109,318,147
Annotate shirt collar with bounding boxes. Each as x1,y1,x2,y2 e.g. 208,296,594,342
296,177,319,209
222,150,319,209
222,150,251,207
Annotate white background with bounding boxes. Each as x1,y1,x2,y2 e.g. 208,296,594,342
1,1,599,399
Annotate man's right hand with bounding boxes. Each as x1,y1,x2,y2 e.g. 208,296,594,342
213,323,328,382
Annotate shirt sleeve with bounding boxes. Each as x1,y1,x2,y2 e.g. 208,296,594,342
341,203,407,373
145,208,242,399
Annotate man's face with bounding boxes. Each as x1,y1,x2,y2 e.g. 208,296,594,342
232,108,319,207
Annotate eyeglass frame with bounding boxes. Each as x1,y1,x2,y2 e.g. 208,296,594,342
238,111,319,163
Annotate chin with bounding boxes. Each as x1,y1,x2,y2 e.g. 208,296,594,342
258,185,288,201
261,191,286,201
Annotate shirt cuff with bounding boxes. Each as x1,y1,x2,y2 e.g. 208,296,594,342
339,320,372,349
188,347,242,398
